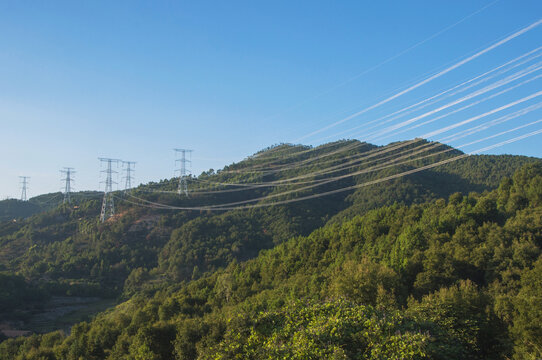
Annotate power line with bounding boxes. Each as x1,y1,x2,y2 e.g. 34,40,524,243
99,158,120,222
174,149,193,196
296,18,542,142
261,0,500,124
442,102,542,143
253,60,542,177
213,49,542,178
160,95,541,196
181,81,542,193
123,127,542,212
195,50,540,180
366,63,542,140
9,23,541,211
60,167,75,204
159,91,541,199
315,47,542,143
122,102,542,210
423,90,542,138
110,49,542,202
19,176,29,201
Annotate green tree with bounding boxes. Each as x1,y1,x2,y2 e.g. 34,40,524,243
512,255,542,359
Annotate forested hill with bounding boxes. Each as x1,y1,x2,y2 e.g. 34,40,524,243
0,196,54,222
0,192,101,222
0,139,541,358
1,157,541,358
0,140,538,297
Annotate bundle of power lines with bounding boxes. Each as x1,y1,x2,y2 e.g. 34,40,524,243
117,18,542,212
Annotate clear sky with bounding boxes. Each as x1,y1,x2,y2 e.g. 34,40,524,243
1,0,541,199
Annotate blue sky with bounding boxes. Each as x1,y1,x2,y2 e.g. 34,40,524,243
1,0,541,198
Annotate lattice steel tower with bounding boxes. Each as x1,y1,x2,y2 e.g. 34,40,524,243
61,167,75,204
99,158,120,222
174,148,193,196
19,176,29,201
122,161,136,192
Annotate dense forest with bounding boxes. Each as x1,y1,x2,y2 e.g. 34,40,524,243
0,140,541,359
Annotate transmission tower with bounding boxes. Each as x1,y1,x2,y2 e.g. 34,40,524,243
19,176,29,201
174,148,193,196
122,161,136,192
60,167,75,204
99,158,120,222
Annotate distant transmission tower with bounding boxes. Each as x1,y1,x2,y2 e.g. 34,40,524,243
19,176,29,201
60,167,75,204
99,158,120,222
174,148,193,196
122,161,136,192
